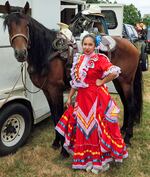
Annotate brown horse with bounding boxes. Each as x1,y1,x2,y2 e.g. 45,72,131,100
4,1,70,157
69,11,143,146
4,1,143,148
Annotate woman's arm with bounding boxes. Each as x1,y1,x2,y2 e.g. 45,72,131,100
96,72,117,86
66,88,76,107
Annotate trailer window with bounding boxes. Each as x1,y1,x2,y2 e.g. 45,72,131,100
101,10,118,29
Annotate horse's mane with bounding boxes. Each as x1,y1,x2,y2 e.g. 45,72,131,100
27,16,57,73
4,11,58,74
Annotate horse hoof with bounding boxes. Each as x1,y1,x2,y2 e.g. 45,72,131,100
60,149,70,159
125,142,131,148
124,138,131,148
51,141,61,150
120,127,126,135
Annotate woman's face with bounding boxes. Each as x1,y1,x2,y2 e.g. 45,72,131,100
82,37,95,55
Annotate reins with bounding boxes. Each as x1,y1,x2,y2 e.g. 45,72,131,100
0,68,22,107
21,63,47,94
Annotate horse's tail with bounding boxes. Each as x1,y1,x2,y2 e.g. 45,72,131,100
133,61,143,123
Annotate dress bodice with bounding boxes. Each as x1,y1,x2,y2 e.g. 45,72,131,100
70,53,121,89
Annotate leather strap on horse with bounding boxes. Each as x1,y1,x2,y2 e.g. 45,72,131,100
48,32,77,61
21,63,47,94
52,32,68,51
48,51,60,61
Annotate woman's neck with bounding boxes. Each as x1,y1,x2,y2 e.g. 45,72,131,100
84,52,95,58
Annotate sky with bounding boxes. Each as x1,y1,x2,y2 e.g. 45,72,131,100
111,0,150,17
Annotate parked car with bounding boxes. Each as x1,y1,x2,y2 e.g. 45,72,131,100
123,24,149,71
145,26,150,54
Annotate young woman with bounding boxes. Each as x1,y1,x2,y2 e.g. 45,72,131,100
55,34,128,174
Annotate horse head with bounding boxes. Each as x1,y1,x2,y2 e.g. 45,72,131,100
4,1,30,62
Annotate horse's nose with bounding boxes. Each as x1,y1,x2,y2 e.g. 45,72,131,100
14,49,28,62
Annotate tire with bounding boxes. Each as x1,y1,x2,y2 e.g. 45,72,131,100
0,103,32,156
140,44,149,71
141,52,149,71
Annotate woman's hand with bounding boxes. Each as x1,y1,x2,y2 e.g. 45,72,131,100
65,97,71,108
96,79,104,86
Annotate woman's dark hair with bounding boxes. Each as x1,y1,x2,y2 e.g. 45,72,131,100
82,34,96,46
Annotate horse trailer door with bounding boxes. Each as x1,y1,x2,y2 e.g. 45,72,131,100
0,9,50,123
0,14,23,93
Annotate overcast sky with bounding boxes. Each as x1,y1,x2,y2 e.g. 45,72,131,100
111,0,150,16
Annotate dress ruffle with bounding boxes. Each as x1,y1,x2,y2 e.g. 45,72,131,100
55,98,128,169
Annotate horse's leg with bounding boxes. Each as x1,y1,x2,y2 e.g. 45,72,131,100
113,80,128,134
44,88,69,158
43,90,60,149
121,83,135,146
124,63,143,146
114,79,135,146
44,89,62,148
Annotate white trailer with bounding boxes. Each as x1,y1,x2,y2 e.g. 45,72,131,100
0,0,86,156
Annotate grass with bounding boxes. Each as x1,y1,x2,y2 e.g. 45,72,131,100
0,60,150,177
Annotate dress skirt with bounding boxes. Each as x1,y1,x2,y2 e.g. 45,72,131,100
55,85,128,170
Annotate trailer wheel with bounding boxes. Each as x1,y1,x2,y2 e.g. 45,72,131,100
141,52,149,71
0,103,32,156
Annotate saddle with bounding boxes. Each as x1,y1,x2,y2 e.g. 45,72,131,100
51,23,77,59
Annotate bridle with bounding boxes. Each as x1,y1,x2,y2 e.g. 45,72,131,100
7,12,30,48
10,33,29,46
10,26,30,49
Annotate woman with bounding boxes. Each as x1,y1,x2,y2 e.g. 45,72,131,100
55,34,128,174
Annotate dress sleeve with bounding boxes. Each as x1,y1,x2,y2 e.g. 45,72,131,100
98,54,121,78
70,53,80,89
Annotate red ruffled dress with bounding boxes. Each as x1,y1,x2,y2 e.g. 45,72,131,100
55,52,128,170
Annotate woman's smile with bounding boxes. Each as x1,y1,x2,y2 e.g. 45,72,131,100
82,37,95,55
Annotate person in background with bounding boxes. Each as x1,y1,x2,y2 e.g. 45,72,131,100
55,34,128,174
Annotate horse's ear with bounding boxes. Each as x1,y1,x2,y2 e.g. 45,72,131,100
23,2,30,14
5,1,11,14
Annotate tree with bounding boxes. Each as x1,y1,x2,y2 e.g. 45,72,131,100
123,4,141,25
143,16,150,26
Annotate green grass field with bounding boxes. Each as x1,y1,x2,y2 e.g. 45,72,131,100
0,63,150,177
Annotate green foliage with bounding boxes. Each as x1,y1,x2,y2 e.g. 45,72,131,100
143,17,150,26
123,4,141,25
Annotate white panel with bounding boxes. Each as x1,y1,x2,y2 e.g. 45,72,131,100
87,3,123,37
100,5,123,37
0,0,32,7
0,0,60,29
0,2,50,120
62,0,86,4
0,18,23,92
25,73,50,119
32,0,60,29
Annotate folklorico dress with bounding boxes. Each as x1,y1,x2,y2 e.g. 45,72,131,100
55,52,128,170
